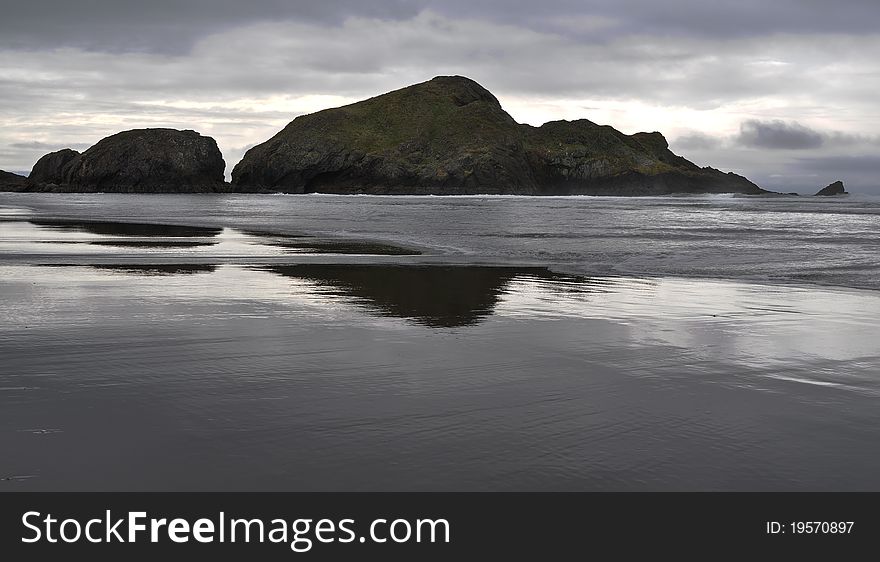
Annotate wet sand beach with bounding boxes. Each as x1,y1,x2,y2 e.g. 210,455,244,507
2,194,879,490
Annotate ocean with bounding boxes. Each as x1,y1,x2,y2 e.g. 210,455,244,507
1,192,879,490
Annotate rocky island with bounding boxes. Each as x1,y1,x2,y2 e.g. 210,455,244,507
21,129,227,193
814,180,847,196
233,76,767,196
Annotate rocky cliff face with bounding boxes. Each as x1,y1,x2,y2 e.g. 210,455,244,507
233,76,535,194
30,129,227,193
28,148,80,185
522,120,760,195
815,180,847,196
233,76,766,195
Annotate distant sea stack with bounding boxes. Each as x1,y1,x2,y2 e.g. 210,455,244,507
232,76,767,196
25,129,227,193
0,169,27,191
814,180,847,196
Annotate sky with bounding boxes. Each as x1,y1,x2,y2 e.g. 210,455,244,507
1,0,878,193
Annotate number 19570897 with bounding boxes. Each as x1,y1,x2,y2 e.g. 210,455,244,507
766,521,854,534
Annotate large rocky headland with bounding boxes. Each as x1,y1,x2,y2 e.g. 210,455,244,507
232,76,767,196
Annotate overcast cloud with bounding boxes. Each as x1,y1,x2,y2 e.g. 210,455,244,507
1,1,878,193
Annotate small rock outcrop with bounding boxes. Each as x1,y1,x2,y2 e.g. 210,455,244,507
814,180,847,196
232,76,767,196
0,169,28,191
56,129,227,193
28,148,80,185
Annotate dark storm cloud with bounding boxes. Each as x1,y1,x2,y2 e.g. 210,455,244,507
737,120,825,150
0,2,876,107
735,120,879,151
3,1,880,54
0,0,422,53
436,0,880,39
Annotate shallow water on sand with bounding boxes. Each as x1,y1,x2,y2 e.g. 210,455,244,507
1,194,879,490
4,192,879,288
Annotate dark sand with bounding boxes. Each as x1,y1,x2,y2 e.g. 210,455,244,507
2,196,880,490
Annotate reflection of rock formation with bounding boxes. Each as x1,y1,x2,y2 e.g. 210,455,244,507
266,265,553,327
29,219,222,237
258,238,420,255
93,264,217,276
87,240,216,248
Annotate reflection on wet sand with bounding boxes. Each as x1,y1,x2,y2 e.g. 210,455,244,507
258,238,420,255
265,265,577,327
4,259,880,491
240,229,308,239
29,219,222,237
88,240,217,248
4,197,880,492
15,219,419,256
92,264,219,276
